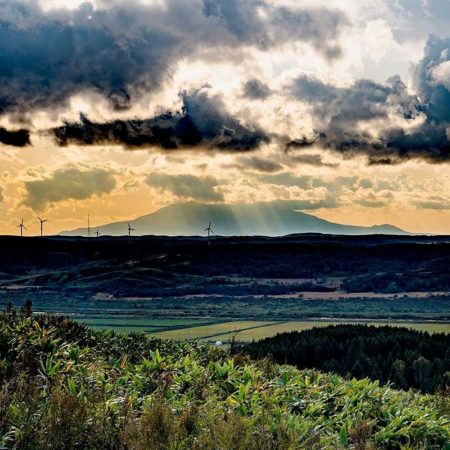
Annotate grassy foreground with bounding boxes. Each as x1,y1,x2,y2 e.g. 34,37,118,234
0,313,449,449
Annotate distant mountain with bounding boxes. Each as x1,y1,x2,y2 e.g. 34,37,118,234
59,201,409,236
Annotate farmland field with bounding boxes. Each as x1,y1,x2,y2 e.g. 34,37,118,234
73,316,221,333
150,320,450,341
152,320,276,340
69,315,450,339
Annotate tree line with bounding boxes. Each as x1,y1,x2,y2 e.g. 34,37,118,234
242,325,450,393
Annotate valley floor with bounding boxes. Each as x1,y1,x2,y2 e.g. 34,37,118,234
1,291,449,342
0,234,448,343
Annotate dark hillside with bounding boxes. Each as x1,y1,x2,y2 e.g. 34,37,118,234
0,235,449,294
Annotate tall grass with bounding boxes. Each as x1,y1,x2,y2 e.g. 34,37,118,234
0,312,448,449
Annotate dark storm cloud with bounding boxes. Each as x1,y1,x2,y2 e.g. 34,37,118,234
203,0,347,59
23,167,116,210
291,74,420,140
0,127,30,147
0,1,179,114
289,35,450,163
53,90,268,151
0,0,347,115
146,173,223,202
286,133,324,149
414,35,450,123
242,79,272,100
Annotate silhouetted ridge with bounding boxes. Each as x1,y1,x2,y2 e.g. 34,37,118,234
60,201,408,236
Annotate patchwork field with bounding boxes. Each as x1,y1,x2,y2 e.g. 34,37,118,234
74,316,450,341
247,321,449,341
73,316,225,334
152,320,276,340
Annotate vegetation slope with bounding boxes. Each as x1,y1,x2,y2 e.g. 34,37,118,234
0,313,449,449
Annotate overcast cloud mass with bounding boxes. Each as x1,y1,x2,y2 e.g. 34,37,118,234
1,0,450,234
53,90,268,151
0,0,346,114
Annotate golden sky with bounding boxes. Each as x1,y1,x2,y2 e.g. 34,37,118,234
1,0,450,235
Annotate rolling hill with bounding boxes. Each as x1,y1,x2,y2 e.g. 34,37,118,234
60,201,408,236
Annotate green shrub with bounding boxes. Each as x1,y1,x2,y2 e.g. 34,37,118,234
0,313,448,449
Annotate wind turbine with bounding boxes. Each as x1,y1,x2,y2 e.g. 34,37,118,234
37,216,48,237
17,218,26,237
87,213,91,238
205,220,214,246
128,222,135,237
96,227,101,238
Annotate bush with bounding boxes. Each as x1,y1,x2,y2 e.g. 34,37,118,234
0,313,448,449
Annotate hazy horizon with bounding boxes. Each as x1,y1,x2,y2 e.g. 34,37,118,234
0,200,429,237
1,0,450,235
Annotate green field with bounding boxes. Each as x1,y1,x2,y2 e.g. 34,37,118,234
150,320,450,342
73,314,450,340
74,317,222,334
152,321,276,340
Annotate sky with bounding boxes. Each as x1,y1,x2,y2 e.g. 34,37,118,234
1,0,450,235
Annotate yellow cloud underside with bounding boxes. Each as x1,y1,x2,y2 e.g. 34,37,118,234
1,139,449,235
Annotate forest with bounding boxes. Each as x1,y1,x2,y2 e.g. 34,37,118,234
242,325,450,393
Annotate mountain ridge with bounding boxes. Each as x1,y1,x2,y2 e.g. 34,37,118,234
60,201,409,236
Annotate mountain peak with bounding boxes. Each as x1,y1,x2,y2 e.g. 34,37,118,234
60,201,409,237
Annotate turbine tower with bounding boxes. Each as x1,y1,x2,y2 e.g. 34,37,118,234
205,220,214,246
96,227,101,238
128,222,135,237
17,218,26,237
37,216,48,237
87,213,91,238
